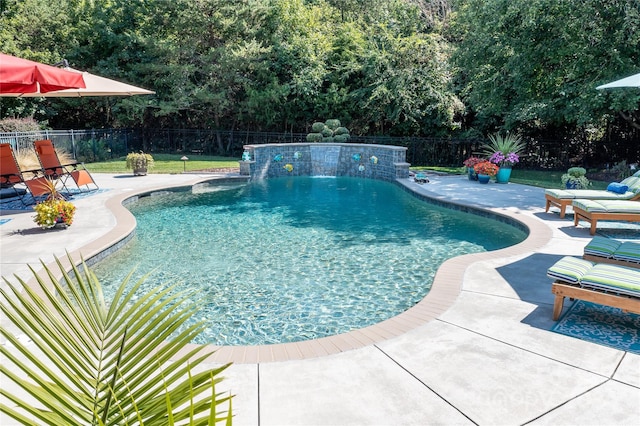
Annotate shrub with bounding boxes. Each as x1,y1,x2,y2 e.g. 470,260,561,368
0,117,43,132
125,152,155,170
306,119,351,143
321,127,333,137
311,122,326,132
306,133,323,142
325,119,341,130
561,167,590,189
334,127,349,136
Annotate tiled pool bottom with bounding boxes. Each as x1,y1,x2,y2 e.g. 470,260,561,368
92,177,527,347
63,174,554,364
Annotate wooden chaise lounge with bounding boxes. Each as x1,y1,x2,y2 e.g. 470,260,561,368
582,236,640,268
548,256,640,321
544,172,640,219
571,199,640,235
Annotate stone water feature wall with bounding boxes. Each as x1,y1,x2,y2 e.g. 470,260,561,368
240,143,410,181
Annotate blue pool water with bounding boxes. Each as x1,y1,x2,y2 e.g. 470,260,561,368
93,177,527,346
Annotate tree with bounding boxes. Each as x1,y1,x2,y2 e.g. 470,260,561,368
450,0,640,137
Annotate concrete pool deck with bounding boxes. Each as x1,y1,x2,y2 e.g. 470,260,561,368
1,172,639,425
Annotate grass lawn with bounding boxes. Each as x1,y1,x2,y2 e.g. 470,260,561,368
86,154,240,174
86,155,611,189
411,166,610,190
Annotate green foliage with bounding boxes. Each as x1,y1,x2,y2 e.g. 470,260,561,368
1,0,637,149
306,118,351,142
610,160,633,180
481,132,526,157
75,139,112,163
85,154,239,174
566,167,587,178
306,133,324,142
325,119,341,130
321,127,334,137
451,0,640,135
312,122,326,132
125,152,155,170
561,167,590,188
0,254,233,425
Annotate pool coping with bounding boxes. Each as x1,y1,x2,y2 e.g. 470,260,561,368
26,174,554,364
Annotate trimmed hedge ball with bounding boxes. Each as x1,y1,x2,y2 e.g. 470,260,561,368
334,126,349,136
325,119,341,130
306,133,324,142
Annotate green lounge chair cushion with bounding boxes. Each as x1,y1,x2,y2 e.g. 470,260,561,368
580,263,640,297
614,242,640,264
544,187,636,200
584,236,621,258
622,176,640,194
572,199,640,213
547,256,595,284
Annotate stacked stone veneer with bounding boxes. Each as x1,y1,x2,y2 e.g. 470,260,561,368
241,143,410,181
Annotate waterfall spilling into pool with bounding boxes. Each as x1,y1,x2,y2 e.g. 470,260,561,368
310,145,340,175
240,142,410,180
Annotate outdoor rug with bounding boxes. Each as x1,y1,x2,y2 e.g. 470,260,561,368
0,188,109,211
552,300,640,354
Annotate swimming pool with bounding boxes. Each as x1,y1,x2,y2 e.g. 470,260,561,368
93,176,527,346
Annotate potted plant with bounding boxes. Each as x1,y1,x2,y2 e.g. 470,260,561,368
481,132,526,183
473,161,500,184
463,156,483,180
125,151,154,176
561,167,590,189
33,179,76,229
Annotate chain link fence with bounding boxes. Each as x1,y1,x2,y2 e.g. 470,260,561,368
2,128,637,170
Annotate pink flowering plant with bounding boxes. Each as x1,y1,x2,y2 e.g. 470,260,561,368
463,156,483,168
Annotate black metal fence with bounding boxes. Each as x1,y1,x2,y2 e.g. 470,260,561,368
2,128,637,170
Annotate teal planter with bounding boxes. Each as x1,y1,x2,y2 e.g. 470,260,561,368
477,174,490,184
495,167,512,184
467,167,477,181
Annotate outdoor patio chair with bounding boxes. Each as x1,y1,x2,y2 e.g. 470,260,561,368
33,139,98,193
571,198,640,235
582,236,640,268
0,143,51,205
547,256,640,320
544,171,640,218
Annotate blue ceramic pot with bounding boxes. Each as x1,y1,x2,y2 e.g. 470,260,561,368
495,167,512,184
477,174,490,184
467,167,477,181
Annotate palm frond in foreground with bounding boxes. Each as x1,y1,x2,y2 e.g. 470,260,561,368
0,255,233,425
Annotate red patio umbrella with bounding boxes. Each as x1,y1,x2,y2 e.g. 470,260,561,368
0,53,86,95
